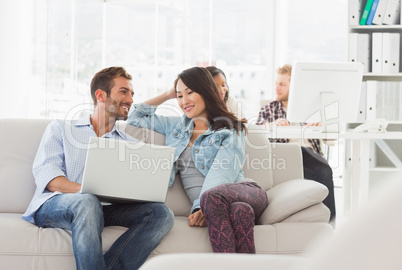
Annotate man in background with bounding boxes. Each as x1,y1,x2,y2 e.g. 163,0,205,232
256,64,336,221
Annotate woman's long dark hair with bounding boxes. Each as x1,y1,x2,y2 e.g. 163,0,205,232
174,67,247,134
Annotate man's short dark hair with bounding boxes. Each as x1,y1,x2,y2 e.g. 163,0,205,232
90,67,132,105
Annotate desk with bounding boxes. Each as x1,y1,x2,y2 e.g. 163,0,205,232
263,126,402,214
265,126,339,140
341,131,402,214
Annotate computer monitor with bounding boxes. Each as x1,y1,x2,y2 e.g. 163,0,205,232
287,61,364,132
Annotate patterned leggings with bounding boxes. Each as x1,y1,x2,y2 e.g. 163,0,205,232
200,181,268,253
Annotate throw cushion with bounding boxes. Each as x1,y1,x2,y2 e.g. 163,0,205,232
258,179,329,224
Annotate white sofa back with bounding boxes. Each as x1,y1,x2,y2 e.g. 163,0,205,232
0,119,51,213
0,119,280,216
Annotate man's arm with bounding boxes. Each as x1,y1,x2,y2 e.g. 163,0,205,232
33,121,78,193
46,176,81,193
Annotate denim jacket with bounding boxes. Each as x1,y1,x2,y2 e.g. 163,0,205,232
127,103,248,212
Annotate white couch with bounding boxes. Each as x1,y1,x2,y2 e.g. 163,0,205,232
140,179,402,270
0,119,333,269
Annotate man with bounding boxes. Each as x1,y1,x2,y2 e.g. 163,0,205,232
256,64,336,221
22,67,174,269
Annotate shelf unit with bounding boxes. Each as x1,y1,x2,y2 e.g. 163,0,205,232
347,0,402,190
362,73,402,80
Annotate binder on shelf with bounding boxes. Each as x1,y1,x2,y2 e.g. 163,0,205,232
376,81,386,119
391,82,400,121
366,80,378,120
349,0,362,25
358,33,371,73
366,0,380,25
350,0,369,25
376,81,384,119
373,0,390,25
349,33,371,72
382,33,400,74
372,32,383,73
360,0,375,25
384,82,392,120
348,33,358,63
357,81,367,122
400,82,402,121
383,0,401,25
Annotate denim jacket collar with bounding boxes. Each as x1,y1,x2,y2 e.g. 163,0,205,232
180,115,215,137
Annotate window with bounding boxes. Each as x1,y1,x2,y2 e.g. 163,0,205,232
1,0,348,120
26,0,275,119
275,0,348,64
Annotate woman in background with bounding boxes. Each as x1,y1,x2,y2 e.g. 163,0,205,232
206,66,244,119
127,67,268,253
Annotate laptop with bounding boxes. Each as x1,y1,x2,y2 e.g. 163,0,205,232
80,137,175,203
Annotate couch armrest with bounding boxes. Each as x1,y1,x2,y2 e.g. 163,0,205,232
257,179,329,225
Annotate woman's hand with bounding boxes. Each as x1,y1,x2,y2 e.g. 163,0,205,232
188,209,207,227
143,86,177,107
167,86,177,99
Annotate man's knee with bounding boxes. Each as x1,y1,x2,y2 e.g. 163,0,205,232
151,203,174,226
69,194,103,220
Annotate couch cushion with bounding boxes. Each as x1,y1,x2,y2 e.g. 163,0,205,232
0,119,51,213
165,174,192,216
149,217,333,257
258,179,329,224
282,203,330,223
116,121,165,145
0,213,126,255
243,124,273,191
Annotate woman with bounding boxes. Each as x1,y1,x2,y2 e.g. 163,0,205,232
127,67,268,253
206,66,243,119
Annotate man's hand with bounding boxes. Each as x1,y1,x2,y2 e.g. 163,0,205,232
46,176,82,193
274,118,290,126
305,122,322,127
188,209,207,227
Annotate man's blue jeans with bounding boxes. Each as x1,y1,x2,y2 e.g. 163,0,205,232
34,193,174,270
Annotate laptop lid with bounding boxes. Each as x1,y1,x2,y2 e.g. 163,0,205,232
80,137,175,203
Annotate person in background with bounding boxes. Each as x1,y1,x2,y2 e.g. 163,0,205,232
206,66,244,119
127,67,268,253
256,64,336,221
22,66,174,270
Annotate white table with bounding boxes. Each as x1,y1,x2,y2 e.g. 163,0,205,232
263,126,402,214
340,131,402,214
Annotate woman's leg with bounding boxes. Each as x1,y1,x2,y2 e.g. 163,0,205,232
200,182,268,253
230,202,255,253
